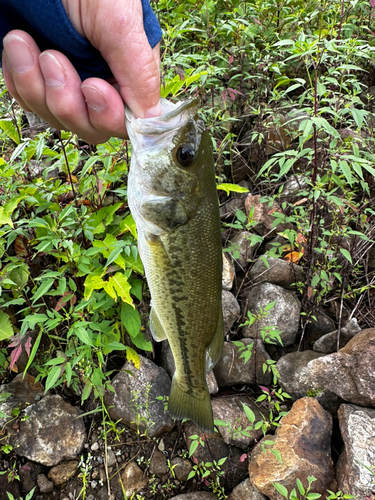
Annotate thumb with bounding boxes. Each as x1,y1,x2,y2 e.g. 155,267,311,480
80,0,161,118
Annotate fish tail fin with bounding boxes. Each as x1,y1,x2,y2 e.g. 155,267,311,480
168,375,214,433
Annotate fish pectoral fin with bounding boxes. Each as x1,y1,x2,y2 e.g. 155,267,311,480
168,374,214,433
149,307,168,342
206,310,224,372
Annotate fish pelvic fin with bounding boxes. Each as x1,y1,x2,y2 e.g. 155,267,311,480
150,307,168,342
168,375,214,434
206,309,224,372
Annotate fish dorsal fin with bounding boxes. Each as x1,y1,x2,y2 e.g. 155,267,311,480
150,307,168,342
206,309,224,372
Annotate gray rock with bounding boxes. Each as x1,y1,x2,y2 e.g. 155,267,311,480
249,398,336,499
12,395,86,466
170,457,193,482
305,307,336,341
264,234,288,256
104,355,175,437
213,339,272,387
313,318,361,354
0,373,45,428
105,449,117,468
243,283,301,347
279,175,308,203
212,396,263,449
48,460,78,485
308,328,375,407
249,257,304,289
227,478,267,500
276,351,342,414
184,422,229,463
336,404,375,498
170,493,219,500
37,474,54,494
222,252,236,290
222,290,241,335
160,341,218,395
118,462,147,498
228,231,260,270
149,450,168,475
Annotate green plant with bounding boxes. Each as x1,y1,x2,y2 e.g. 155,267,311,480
130,382,155,438
7,487,35,500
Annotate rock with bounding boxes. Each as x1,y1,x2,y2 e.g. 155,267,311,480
212,396,263,449
308,328,375,406
149,450,168,475
243,283,301,347
279,175,308,204
214,339,272,387
170,457,193,482
222,290,241,335
19,462,37,493
313,318,361,354
48,460,78,486
106,448,117,468
91,441,99,451
227,478,267,500
336,404,375,497
222,252,236,290
160,341,218,395
305,307,336,341
249,398,336,498
37,474,54,494
0,373,44,428
170,493,219,500
184,422,229,463
104,355,175,438
244,195,294,237
228,231,260,269
249,257,304,289
12,395,86,466
264,234,288,256
276,351,342,414
118,462,147,498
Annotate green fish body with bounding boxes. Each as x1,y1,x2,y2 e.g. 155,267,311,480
126,99,223,433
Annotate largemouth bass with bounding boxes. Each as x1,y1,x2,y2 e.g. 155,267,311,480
126,98,223,433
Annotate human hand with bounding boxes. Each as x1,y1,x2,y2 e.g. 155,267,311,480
1,0,161,144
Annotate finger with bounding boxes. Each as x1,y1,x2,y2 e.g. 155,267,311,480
38,50,109,144
82,0,161,119
3,31,65,129
81,78,128,139
1,50,33,112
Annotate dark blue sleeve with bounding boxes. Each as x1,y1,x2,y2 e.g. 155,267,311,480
0,0,162,81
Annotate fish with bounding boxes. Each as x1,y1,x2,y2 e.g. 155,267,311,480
125,98,223,433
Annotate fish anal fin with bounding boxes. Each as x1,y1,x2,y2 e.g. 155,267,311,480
150,307,168,342
206,310,224,372
168,375,214,433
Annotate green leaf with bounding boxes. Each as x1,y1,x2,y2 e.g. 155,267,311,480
306,494,322,500
216,183,249,195
81,380,93,403
340,248,352,264
121,303,141,339
0,207,13,228
271,449,283,464
241,403,255,424
23,331,42,376
45,365,62,392
74,326,95,347
0,119,20,144
120,214,138,239
131,332,153,352
32,278,55,304
110,273,133,305
80,155,100,178
272,483,289,498
339,160,352,185
296,478,305,495
0,312,14,341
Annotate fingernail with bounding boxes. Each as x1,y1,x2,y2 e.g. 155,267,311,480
81,85,106,112
3,34,34,73
39,52,66,87
144,103,162,118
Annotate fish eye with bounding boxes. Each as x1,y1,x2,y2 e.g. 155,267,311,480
175,145,195,167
